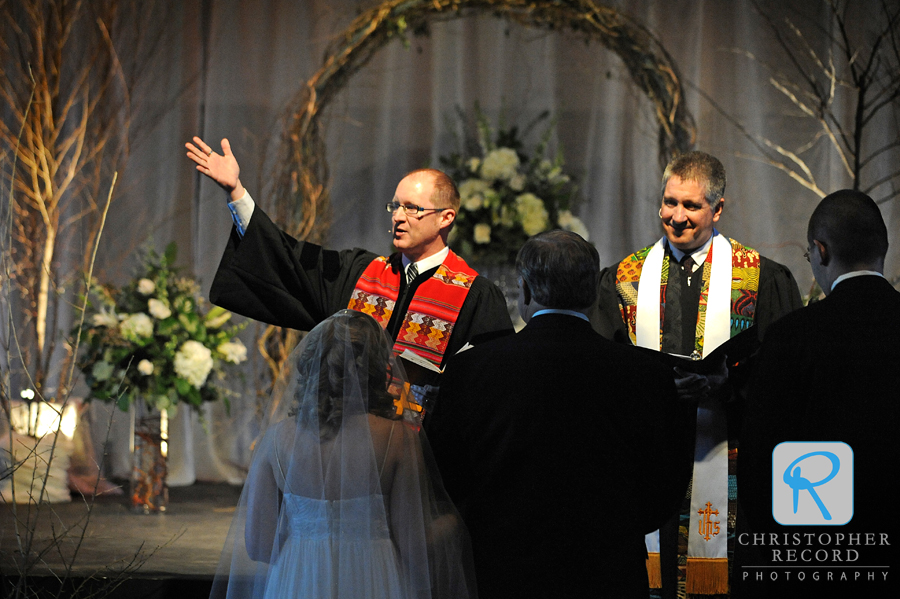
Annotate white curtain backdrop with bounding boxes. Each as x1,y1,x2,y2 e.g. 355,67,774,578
83,0,899,484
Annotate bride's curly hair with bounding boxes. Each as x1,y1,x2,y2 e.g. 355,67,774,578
292,310,396,437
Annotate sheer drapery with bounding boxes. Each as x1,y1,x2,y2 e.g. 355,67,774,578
84,0,898,484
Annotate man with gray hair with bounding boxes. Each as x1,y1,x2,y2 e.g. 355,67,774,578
738,189,897,598
594,151,802,598
429,230,692,598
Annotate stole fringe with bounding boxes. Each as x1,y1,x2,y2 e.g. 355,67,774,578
685,557,729,595
646,552,661,589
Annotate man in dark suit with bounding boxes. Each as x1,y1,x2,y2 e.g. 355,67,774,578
427,230,693,598
737,190,898,597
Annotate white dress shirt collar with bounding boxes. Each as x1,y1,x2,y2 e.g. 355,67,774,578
401,246,449,278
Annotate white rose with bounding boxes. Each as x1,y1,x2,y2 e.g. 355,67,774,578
473,223,492,245
174,340,214,389
91,311,118,328
217,339,248,364
515,193,549,236
480,148,520,181
557,210,590,241
147,298,172,320
92,361,114,382
137,278,156,295
119,313,154,341
137,359,154,376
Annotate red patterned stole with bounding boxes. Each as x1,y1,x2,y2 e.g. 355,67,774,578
347,251,477,368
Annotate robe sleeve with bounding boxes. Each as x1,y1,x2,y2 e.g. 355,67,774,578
755,256,803,339
209,206,377,331
443,275,514,358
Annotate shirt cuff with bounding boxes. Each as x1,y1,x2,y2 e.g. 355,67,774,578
227,190,255,237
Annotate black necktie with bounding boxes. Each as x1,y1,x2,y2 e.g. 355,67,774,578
681,255,696,287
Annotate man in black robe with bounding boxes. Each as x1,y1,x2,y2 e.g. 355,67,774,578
428,230,693,598
593,151,803,598
736,190,897,598
186,137,513,372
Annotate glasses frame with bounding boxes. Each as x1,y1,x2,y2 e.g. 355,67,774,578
385,202,446,216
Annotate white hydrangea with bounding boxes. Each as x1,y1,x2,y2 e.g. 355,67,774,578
459,179,492,212
174,340,214,389
137,278,156,295
119,313,154,341
147,298,172,320
91,310,119,328
509,173,527,192
480,148,520,182
515,193,549,236
473,223,492,245
217,339,248,364
92,361,114,382
137,359,155,376
557,210,590,241
467,157,481,173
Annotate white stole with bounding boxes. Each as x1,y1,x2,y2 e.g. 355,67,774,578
637,235,732,594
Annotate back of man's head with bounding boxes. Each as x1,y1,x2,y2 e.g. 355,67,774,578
808,189,888,268
515,230,599,310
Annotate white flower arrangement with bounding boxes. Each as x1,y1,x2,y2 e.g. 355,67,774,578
75,243,247,414
441,106,589,264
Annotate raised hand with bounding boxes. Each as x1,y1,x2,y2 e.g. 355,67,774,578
185,136,245,200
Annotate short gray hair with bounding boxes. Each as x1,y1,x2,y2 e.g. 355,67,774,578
661,151,726,209
515,230,599,310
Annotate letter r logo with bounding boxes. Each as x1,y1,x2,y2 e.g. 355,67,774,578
772,442,853,526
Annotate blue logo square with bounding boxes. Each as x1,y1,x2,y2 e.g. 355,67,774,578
771,442,853,526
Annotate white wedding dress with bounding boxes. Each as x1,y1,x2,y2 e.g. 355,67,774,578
262,494,406,599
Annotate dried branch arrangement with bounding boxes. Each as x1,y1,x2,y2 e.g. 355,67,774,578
1,1,173,596
708,0,900,204
274,0,695,242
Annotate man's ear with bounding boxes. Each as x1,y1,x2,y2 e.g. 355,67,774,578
712,197,725,222
521,280,532,305
814,239,829,266
440,209,456,230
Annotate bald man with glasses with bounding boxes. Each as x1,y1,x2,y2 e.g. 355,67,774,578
187,137,513,379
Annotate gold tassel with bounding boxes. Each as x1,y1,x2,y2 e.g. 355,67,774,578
685,557,729,594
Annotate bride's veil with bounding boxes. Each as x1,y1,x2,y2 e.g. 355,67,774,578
210,309,476,599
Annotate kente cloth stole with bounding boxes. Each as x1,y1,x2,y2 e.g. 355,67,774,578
347,251,477,368
615,236,760,596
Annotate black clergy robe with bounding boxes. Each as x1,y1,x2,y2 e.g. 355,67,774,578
592,241,803,599
209,206,514,365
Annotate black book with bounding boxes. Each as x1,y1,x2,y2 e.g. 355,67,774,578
632,325,760,374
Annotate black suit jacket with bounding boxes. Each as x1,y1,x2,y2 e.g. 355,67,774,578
737,275,899,597
427,314,693,599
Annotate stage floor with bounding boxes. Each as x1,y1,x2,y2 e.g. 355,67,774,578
1,483,242,586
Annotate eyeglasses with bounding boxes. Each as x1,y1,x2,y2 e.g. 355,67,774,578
386,202,446,216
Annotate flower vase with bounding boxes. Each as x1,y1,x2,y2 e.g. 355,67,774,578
130,401,168,513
